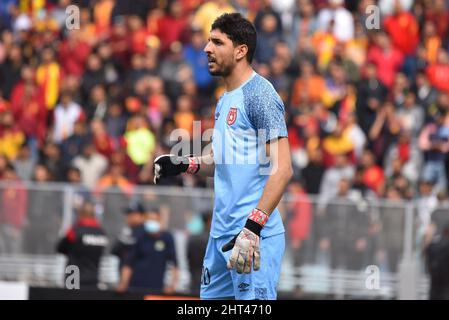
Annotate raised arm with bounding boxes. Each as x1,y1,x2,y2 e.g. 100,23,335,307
153,145,215,184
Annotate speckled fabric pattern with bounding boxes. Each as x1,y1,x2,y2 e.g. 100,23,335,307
242,74,288,142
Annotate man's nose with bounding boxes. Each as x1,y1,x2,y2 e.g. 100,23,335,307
204,41,212,54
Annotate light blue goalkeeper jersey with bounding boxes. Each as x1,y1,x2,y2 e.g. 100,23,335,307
210,72,288,239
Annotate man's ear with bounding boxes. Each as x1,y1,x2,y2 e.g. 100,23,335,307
235,44,248,61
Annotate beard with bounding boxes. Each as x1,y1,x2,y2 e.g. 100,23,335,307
208,60,233,77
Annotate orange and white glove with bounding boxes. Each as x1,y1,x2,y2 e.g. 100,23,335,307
221,208,269,274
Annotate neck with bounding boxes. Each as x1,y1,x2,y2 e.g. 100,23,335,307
223,64,254,92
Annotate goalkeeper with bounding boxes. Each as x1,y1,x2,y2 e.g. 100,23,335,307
153,13,292,300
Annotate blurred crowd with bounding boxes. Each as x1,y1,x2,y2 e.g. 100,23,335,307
1,0,449,199
1,0,449,270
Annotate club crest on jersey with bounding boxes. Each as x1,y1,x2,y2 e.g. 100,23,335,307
227,107,237,125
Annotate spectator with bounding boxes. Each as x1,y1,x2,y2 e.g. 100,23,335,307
97,41,120,86
72,143,108,189
269,55,291,103
159,42,192,99
187,211,212,295
360,149,385,195
289,0,317,52
318,153,355,210
116,207,179,294
254,13,283,64
41,142,66,182
322,61,347,109
104,101,127,144
80,53,106,103
321,122,355,168
426,49,449,94
316,0,354,42
192,0,235,39
356,63,387,133
396,92,425,138
86,84,108,121
286,181,313,274
0,109,25,161
342,112,366,161
0,154,8,179
124,115,156,167
94,164,134,197
414,72,438,122
421,20,441,65
10,65,47,150
367,101,401,164
93,0,115,39
183,28,214,94
291,60,325,108
156,1,189,57
0,43,23,100
174,95,195,137
323,178,370,270
0,165,27,254
384,130,422,185
59,117,89,165
59,29,91,79
376,185,406,272
367,31,404,88
90,118,115,160
25,164,63,254
66,166,92,218
56,201,109,288
300,148,325,194
13,143,36,181
127,15,148,55
384,0,419,68
111,201,146,270
52,91,84,144
418,111,449,192
36,46,62,111
425,223,449,300
424,0,449,40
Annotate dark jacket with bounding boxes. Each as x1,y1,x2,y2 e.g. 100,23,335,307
57,217,108,287
426,236,449,299
124,231,177,291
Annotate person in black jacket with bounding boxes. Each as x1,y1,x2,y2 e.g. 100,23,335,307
425,223,449,300
116,207,179,294
111,202,146,270
56,201,108,289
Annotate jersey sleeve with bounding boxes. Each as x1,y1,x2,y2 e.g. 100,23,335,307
244,80,288,143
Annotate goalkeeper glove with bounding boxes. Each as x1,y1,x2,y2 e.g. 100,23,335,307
222,208,269,274
153,154,200,184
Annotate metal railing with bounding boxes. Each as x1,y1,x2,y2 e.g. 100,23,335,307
0,182,444,299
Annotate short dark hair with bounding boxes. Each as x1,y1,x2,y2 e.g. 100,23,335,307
211,13,257,63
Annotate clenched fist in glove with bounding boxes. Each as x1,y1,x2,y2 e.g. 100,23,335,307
222,208,269,274
153,154,200,184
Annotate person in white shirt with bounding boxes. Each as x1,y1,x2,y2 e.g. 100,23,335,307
317,0,354,42
53,91,83,144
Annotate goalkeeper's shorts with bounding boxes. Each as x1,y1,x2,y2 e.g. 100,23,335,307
199,232,285,300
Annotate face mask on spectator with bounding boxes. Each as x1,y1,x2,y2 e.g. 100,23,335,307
144,220,161,234
186,215,204,235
